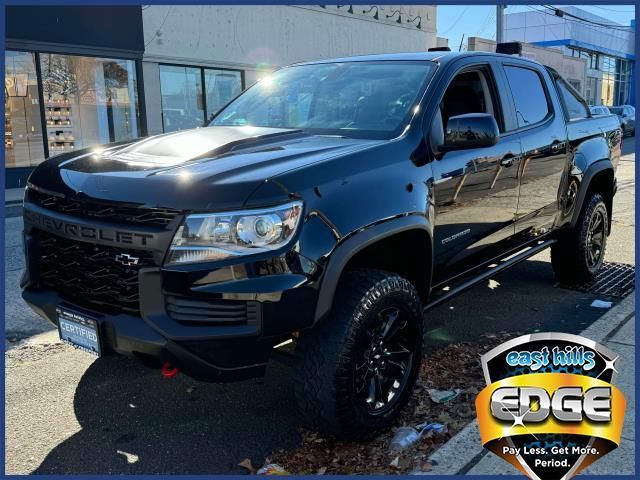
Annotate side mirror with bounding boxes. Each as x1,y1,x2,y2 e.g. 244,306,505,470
444,113,500,150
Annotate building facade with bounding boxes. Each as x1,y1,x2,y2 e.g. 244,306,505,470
467,36,587,95
141,5,437,135
504,7,635,107
4,5,437,187
5,6,145,188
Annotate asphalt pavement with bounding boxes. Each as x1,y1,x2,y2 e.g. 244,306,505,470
4,136,635,474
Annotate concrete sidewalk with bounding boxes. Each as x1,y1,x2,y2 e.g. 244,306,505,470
6,187,23,205
426,293,636,476
5,188,24,218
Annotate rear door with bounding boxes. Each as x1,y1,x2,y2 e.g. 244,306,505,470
501,62,570,239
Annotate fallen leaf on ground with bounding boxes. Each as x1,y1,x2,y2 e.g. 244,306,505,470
268,333,518,474
238,458,255,473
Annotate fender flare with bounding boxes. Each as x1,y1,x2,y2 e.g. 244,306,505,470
570,158,615,228
313,214,433,323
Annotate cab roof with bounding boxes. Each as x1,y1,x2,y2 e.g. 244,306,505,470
294,50,542,67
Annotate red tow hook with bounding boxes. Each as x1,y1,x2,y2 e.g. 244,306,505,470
161,361,180,378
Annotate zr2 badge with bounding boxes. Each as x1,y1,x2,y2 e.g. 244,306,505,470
476,332,626,480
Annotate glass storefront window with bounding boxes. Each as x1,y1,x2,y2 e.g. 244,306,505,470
568,48,634,107
570,48,598,70
602,72,615,106
568,79,582,94
159,65,204,133
39,53,140,155
599,56,633,106
204,69,242,119
614,58,631,106
5,51,45,169
159,64,243,132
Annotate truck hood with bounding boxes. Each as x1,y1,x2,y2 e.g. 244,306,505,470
28,126,382,211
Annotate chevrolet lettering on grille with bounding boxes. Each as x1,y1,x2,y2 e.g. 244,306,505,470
23,209,156,248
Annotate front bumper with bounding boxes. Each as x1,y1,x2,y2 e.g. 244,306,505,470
22,266,320,381
23,287,279,381
21,202,330,382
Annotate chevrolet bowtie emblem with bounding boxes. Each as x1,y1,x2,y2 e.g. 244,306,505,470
115,253,140,266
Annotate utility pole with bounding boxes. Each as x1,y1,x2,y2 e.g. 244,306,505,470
496,5,506,44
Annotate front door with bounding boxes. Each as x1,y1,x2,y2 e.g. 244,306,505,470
430,62,521,280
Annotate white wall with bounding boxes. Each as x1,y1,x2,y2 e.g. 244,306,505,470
143,5,436,70
141,5,437,133
504,10,570,46
504,8,634,57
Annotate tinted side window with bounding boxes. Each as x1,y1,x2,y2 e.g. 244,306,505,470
557,80,589,120
440,69,500,130
504,65,550,128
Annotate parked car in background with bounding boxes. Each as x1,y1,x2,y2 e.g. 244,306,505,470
589,105,611,116
610,105,635,136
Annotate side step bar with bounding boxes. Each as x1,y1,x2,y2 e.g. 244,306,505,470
424,238,557,312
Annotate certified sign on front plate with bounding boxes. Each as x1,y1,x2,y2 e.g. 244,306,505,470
57,307,101,357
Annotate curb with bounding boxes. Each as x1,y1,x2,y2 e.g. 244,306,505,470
425,292,636,475
4,203,23,219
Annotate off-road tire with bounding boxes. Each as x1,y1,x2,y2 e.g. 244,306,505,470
293,269,424,439
551,193,608,283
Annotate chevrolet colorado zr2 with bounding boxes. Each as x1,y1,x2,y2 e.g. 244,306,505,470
22,48,621,438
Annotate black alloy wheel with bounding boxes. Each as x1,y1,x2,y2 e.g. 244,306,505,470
551,193,608,283
354,306,417,416
293,269,424,439
585,207,606,268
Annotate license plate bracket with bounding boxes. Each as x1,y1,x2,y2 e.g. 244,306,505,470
57,306,101,357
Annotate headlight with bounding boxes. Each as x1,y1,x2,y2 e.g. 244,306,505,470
167,201,303,265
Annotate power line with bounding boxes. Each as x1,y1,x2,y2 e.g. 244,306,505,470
476,11,495,38
590,5,635,14
512,4,633,55
525,4,633,34
559,14,632,33
440,6,470,35
524,6,562,40
145,6,173,48
542,5,633,32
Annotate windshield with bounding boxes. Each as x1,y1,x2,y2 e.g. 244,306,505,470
210,61,436,139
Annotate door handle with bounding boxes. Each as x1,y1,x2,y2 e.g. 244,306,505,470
551,141,566,153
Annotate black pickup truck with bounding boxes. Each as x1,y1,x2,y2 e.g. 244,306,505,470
22,48,621,438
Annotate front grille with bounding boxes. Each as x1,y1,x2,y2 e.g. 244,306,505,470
166,295,260,326
28,189,180,227
36,231,154,315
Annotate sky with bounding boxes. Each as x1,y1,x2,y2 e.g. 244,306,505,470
437,5,636,51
